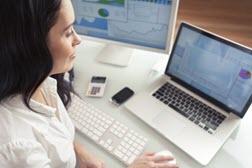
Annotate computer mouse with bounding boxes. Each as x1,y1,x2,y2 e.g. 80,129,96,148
154,150,176,164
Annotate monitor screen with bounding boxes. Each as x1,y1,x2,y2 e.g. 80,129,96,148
167,23,252,117
72,0,178,53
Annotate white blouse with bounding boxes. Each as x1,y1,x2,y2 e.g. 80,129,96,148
0,77,76,168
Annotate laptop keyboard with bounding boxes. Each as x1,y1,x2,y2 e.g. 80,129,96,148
152,82,226,135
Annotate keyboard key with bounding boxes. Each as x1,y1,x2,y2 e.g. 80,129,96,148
114,150,124,159
206,122,218,130
169,104,189,118
108,146,113,151
123,156,129,162
128,154,137,165
189,117,195,122
204,127,209,131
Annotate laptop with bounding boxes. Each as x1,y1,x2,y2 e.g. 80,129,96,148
125,22,252,165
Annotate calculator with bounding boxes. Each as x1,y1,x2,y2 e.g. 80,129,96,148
86,76,107,97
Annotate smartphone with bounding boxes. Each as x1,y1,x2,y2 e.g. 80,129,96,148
110,87,134,105
86,76,107,97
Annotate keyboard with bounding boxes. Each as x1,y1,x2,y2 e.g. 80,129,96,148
68,95,148,165
152,82,226,135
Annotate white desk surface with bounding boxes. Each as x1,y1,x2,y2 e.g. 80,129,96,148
72,40,252,168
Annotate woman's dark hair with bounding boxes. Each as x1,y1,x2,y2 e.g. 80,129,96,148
0,0,74,109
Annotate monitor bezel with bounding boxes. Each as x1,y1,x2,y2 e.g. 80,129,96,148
165,22,252,118
72,0,180,55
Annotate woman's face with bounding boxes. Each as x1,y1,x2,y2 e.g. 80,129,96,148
47,0,81,75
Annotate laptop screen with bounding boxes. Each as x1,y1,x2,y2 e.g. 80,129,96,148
166,22,252,117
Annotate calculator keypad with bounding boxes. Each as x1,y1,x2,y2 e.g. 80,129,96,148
91,87,101,95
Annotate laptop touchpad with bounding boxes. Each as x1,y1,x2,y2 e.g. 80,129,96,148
153,110,186,137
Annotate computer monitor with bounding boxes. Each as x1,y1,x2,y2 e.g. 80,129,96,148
72,0,179,66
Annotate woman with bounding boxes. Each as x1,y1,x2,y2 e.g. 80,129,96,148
0,0,178,168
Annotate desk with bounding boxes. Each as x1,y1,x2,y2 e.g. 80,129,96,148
72,40,252,168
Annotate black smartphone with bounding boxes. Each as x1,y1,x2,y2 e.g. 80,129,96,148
110,87,134,105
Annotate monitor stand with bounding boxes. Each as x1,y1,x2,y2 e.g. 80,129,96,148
96,44,133,67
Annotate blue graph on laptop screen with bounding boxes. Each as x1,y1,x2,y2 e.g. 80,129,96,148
168,26,252,113
72,0,172,49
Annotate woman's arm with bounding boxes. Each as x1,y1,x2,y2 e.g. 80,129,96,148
73,141,106,168
0,140,51,168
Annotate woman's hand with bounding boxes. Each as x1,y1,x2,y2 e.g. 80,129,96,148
128,152,178,168
74,141,106,168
